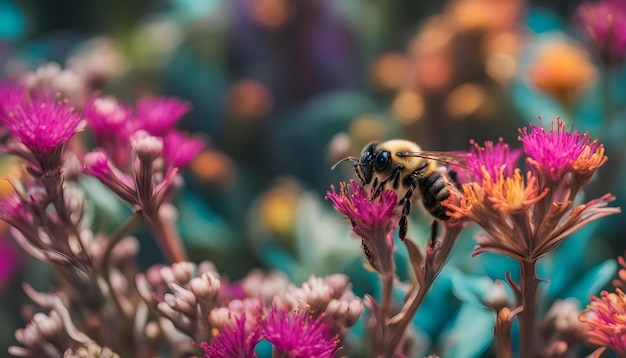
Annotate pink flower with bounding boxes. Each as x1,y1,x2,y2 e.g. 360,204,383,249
326,180,398,273
466,138,522,181
163,131,205,168
576,0,626,66
136,97,191,136
518,117,593,182
83,96,134,168
0,192,34,236
0,84,84,172
200,315,260,358
261,307,339,358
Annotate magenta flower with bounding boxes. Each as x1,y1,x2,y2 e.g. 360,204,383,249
262,307,339,358
466,138,522,181
326,180,398,273
83,96,134,168
200,315,260,358
163,130,205,168
518,117,593,182
576,0,626,66
83,96,133,137
136,97,191,136
0,192,35,240
0,84,84,172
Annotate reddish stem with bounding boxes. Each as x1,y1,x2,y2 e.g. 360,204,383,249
518,259,539,358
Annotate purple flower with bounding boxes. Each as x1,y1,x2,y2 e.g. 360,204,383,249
518,118,592,182
136,97,191,136
0,84,84,171
326,180,397,241
163,130,205,168
466,138,522,181
200,315,260,358
576,0,626,66
326,180,398,273
262,307,339,358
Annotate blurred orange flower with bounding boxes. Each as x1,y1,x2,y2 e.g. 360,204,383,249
528,41,597,107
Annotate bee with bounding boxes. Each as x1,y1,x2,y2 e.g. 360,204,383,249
332,139,465,241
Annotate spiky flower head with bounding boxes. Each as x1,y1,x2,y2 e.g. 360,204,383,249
261,306,340,358
0,83,84,172
519,117,599,182
326,180,398,273
466,138,522,181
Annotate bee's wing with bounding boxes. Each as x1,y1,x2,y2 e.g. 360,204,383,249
396,150,469,168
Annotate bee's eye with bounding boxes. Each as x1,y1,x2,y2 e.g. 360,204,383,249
375,151,390,171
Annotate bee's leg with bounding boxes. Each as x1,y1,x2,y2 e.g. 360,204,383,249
399,201,411,241
355,164,365,184
371,164,402,200
398,187,413,241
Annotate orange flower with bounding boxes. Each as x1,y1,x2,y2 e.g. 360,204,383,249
528,41,597,106
482,168,547,214
580,289,626,357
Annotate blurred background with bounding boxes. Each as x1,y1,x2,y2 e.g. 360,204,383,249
1,0,625,356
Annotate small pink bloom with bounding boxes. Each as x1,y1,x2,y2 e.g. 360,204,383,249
163,131,205,168
466,138,522,181
326,180,397,241
326,180,398,273
200,314,260,358
136,97,191,136
84,97,133,135
262,307,339,358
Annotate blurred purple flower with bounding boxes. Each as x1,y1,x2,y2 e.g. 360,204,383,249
83,96,134,168
577,0,626,66
163,130,205,168
136,97,191,136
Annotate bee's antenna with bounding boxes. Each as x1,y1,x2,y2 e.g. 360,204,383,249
331,157,359,170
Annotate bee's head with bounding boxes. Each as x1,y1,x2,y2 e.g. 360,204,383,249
331,142,391,185
358,142,391,184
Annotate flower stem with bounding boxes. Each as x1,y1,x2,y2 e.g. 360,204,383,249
518,259,539,358
143,209,187,264
377,272,394,355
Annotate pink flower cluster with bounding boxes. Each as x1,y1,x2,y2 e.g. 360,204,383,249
83,95,204,171
136,263,363,358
